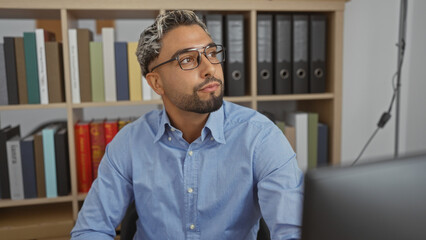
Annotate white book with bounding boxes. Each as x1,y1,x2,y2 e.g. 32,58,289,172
6,136,24,200
285,112,308,172
35,29,49,104
68,29,81,103
142,76,152,101
102,28,117,102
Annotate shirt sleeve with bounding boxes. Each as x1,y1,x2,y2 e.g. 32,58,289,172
254,125,304,240
70,131,134,239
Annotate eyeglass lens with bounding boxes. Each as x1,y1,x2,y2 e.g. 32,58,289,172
178,45,224,70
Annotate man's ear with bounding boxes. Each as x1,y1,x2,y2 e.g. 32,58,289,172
145,72,164,95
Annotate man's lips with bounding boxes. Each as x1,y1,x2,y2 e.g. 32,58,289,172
199,82,220,93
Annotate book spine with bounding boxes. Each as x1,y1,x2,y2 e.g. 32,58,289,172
55,129,70,196
90,121,106,180
115,42,129,101
68,29,81,103
102,28,116,102
24,32,40,104
127,42,142,101
90,41,105,102
45,42,65,103
77,29,93,102
74,123,93,193
14,37,28,104
34,132,46,198
6,138,24,200
20,137,37,198
104,121,118,145
42,128,58,198
0,44,8,105
35,29,49,104
4,37,19,104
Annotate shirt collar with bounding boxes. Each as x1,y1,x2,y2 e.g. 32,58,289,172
153,102,226,144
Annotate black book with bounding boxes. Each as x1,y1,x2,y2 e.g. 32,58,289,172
54,127,71,196
0,125,20,199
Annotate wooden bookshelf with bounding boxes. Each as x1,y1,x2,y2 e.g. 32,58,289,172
0,0,347,238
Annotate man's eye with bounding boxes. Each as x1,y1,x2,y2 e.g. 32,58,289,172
180,56,196,64
207,51,217,58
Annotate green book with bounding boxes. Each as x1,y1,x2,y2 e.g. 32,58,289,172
308,113,318,169
23,32,40,104
90,41,105,102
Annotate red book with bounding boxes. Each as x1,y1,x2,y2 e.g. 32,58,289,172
104,119,118,145
90,120,106,180
74,121,93,193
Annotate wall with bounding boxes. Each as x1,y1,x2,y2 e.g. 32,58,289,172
342,0,426,165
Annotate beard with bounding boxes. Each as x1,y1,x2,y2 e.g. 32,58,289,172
164,77,224,114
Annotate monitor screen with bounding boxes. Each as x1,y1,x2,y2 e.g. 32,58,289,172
301,153,426,240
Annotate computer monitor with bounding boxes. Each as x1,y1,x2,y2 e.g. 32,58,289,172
301,153,426,240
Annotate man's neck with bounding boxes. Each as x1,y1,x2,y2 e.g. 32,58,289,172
164,103,210,144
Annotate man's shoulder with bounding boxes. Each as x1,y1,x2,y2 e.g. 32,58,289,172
222,101,275,130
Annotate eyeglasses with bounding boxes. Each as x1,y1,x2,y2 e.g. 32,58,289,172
150,43,225,73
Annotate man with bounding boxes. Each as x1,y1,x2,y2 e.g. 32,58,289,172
71,10,303,240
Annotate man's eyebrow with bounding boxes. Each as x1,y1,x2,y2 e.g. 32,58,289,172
170,42,215,59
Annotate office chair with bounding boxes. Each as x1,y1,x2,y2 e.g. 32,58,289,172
120,201,271,240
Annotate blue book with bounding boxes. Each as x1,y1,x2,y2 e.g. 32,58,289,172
317,123,329,167
115,42,129,101
20,135,37,198
42,126,59,198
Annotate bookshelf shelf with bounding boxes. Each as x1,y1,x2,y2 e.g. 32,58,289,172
0,195,73,208
0,0,347,238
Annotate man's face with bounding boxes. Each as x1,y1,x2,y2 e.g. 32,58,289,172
150,24,225,114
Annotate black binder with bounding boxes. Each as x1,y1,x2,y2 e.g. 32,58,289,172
292,15,309,94
225,14,245,96
274,14,292,94
0,125,20,199
257,14,273,95
206,14,223,63
310,14,327,93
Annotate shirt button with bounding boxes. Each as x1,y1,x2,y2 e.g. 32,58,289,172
187,188,193,193
171,127,176,132
210,137,214,141
190,224,195,230
168,137,171,141
188,151,193,156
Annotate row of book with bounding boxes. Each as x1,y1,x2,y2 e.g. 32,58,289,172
199,13,328,96
0,31,65,105
74,118,133,193
271,112,329,172
0,123,69,200
69,28,161,103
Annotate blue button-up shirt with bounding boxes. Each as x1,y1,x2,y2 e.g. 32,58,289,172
71,101,303,240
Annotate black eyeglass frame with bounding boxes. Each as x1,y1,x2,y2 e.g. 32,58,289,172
149,43,225,73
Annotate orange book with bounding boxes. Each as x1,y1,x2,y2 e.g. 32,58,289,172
104,119,118,145
74,121,93,193
90,120,106,180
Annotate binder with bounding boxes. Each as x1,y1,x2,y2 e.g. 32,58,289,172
257,14,273,95
206,14,223,62
310,14,327,93
225,14,245,96
274,14,292,94
292,15,309,94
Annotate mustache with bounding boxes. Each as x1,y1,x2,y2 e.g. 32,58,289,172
194,77,223,91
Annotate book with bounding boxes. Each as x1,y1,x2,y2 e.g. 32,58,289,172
284,125,296,151
23,32,40,104
68,29,80,103
45,42,65,103
3,37,19,104
0,125,20,199
34,131,46,198
104,119,118,145
0,44,7,105
14,37,28,104
90,41,105,102
20,135,37,199
115,42,129,101
35,29,55,104
307,113,319,169
285,112,308,172
102,28,117,102
55,127,70,196
127,42,142,101
90,120,106,180
6,135,24,200
118,118,132,130
77,29,93,102
42,125,60,198
74,121,93,193
317,123,329,167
